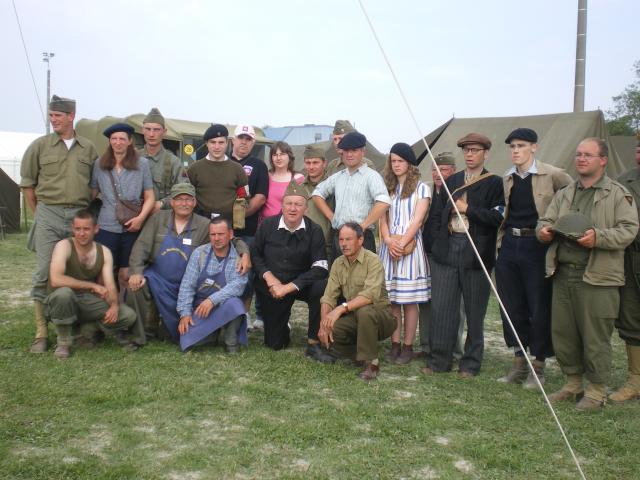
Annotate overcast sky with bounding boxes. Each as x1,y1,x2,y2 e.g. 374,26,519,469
1,0,638,152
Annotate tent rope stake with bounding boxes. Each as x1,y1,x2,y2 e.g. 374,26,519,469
356,1,587,479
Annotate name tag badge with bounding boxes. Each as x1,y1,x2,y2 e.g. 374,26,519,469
182,238,192,246
204,278,215,286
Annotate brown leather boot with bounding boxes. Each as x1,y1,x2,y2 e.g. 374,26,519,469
609,345,640,403
523,359,545,390
576,383,606,411
385,342,401,363
30,301,48,353
54,344,70,360
395,344,414,365
358,362,380,381
548,375,584,403
497,356,528,384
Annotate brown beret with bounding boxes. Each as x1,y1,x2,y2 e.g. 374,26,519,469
304,144,325,159
434,152,456,166
333,120,355,135
49,94,76,114
143,107,165,127
457,132,492,150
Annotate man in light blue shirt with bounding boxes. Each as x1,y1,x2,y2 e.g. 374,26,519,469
312,131,390,262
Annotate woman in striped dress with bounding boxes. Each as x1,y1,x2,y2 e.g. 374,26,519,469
379,143,431,364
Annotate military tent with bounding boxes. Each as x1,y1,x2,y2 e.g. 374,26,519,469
0,167,20,234
412,110,630,180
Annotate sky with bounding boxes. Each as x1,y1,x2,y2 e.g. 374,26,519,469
1,0,638,152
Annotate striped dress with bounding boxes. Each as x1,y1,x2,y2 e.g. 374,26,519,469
379,181,431,304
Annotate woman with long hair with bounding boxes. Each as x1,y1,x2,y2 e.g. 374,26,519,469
379,142,431,364
260,141,304,221
91,123,155,297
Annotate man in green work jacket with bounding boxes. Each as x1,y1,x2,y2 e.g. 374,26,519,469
537,137,638,411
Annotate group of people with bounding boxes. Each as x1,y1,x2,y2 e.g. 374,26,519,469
19,94,640,404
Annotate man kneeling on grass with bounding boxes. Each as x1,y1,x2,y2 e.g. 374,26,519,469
318,222,396,380
176,217,248,353
46,209,143,359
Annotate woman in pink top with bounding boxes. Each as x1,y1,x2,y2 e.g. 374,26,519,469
260,141,304,221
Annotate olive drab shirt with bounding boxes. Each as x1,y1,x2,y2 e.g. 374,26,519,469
321,247,390,309
20,132,98,206
138,146,188,209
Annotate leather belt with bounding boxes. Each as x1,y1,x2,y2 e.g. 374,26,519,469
509,227,536,237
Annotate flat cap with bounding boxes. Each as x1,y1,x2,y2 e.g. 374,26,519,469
103,122,134,138
333,120,355,135
304,144,325,159
338,131,367,150
505,128,538,144
390,142,417,166
143,107,165,127
49,94,76,113
457,132,492,150
283,178,308,200
170,183,196,199
204,124,229,142
434,152,456,166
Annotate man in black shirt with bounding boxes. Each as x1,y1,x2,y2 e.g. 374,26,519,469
251,180,333,363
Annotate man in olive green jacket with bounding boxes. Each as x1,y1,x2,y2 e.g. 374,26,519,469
536,138,638,411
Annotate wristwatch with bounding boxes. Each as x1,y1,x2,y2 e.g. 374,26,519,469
341,302,349,312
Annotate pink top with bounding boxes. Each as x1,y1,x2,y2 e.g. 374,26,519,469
260,173,305,219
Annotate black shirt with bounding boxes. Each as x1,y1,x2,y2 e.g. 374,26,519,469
232,155,269,237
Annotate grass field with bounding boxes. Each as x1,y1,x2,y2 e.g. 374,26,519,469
0,232,638,479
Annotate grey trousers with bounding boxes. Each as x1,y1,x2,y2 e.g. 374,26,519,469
427,235,491,374
419,298,465,359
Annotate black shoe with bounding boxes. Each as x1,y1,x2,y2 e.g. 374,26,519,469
305,343,336,364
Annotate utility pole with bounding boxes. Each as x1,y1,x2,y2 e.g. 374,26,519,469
42,52,55,133
573,0,587,112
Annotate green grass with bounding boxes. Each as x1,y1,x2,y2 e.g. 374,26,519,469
1,232,638,479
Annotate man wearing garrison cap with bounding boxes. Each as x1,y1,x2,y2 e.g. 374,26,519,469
251,179,332,362
301,143,332,256
325,120,375,177
313,131,391,263
20,94,99,353
494,128,571,389
423,133,505,378
139,107,188,212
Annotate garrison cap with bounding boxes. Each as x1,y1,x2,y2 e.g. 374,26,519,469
49,95,76,113
390,142,417,166
203,124,229,141
283,178,308,200
304,144,326,159
103,122,134,138
553,213,594,240
434,152,456,166
505,128,538,144
338,131,367,150
170,183,196,198
143,107,165,127
333,120,355,135
457,132,492,150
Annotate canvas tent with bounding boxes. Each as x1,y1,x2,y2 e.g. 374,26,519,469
610,135,638,170
76,115,273,166
413,110,630,180
0,168,21,233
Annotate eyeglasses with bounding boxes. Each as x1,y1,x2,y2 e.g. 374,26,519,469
462,147,485,154
574,152,601,159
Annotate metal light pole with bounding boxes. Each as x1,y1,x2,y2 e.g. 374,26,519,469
42,52,55,133
573,0,587,112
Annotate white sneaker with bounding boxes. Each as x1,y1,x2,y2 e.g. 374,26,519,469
252,318,264,331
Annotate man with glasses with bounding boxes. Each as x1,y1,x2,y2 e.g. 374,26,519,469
423,133,504,378
537,137,638,411
138,108,187,212
495,128,571,389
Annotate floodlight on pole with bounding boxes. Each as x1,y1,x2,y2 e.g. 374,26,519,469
42,52,55,133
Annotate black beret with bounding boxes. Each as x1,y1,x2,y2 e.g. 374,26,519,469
390,142,417,166
103,122,134,138
204,124,229,141
505,128,538,144
338,131,366,149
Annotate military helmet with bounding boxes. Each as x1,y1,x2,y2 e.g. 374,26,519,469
553,213,594,240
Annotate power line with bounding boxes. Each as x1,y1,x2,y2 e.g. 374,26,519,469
11,0,47,130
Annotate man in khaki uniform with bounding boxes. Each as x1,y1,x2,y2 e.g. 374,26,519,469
325,120,374,177
610,140,640,403
319,222,396,381
138,107,187,212
20,95,99,353
300,144,332,257
537,137,638,411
